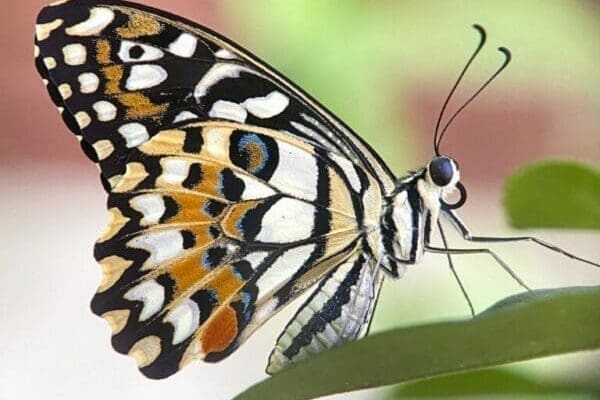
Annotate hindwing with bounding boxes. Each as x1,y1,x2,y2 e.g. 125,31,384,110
91,121,379,378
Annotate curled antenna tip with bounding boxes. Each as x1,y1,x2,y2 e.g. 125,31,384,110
498,46,512,59
472,24,486,39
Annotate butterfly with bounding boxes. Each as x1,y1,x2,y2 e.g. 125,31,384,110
34,0,599,379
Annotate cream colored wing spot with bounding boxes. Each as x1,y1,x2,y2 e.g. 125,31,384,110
93,101,118,122
57,83,72,100
35,18,63,41
92,140,114,161
62,43,87,66
98,207,130,242
118,123,150,148
102,309,130,335
43,57,57,70
97,256,133,293
65,7,115,36
78,72,100,93
74,111,91,129
129,336,162,368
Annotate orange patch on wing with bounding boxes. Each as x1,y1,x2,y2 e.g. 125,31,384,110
169,253,209,296
115,92,168,120
244,141,266,172
199,305,238,354
192,163,223,198
102,65,123,95
96,39,111,64
209,265,244,300
116,11,162,39
165,193,221,225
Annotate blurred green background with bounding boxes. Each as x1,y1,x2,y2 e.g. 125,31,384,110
1,1,598,399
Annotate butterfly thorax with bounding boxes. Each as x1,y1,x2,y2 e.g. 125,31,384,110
373,168,449,278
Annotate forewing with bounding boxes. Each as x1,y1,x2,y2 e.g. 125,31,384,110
34,0,395,192
266,251,384,374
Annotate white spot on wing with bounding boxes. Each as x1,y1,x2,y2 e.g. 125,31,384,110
208,100,247,123
74,111,91,129
57,83,72,99
118,123,149,148
165,300,200,345
78,72,99,93
244,251,269,269
255,244,315,297
128,230,184,269
215,48,237,59
194,63,254,98
62,43,87,66
92,140,114,161
242,91,289,119
256,198,315,243
161,158,191,185
93,101,117,122
238,174,276,200
269,141,318,201
168,33,197,58
124,280,165,321
43,57,57,70
173,111,198,123
35,18,63,41
126,65,168,90
130,194,166,226
65,7,114,36
118,41,164,62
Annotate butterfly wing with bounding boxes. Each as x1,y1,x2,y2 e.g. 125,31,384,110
35,0,395,192
35,0,393,377
90,121,383,378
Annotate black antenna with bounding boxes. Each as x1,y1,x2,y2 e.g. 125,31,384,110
433,24,487,156
436,47,512,152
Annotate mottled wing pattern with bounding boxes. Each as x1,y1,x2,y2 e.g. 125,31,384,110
34,0,395,193
34,0,396,378
91,121,381,378
267,252,384,374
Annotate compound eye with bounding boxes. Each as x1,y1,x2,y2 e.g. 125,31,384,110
429,157,454,186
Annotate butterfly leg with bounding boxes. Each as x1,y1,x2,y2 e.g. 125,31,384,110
425,244,532,293
437,221,476,317
442,209,600,268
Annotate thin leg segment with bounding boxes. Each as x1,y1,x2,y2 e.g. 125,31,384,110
425,244,532,292
442,209,600,268
437,221,475,317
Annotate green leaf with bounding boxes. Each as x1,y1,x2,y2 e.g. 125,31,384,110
234,286,600,400
392,368,600,397
504,161,600,229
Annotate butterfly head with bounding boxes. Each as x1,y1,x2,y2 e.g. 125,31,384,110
427,156,459,188
424,155,466,210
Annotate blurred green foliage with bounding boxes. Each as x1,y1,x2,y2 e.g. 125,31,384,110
504,161,600,230
392,368,600,398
